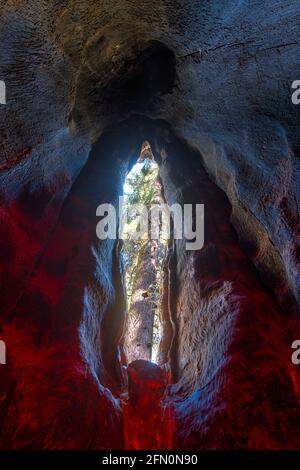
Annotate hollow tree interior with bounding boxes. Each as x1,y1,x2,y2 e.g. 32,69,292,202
0,0,300,454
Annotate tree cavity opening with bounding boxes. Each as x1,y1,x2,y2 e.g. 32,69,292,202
122,142,168,364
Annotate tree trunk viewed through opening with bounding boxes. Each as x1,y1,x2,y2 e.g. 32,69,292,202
1,2,300,454
125,241,157,362
122,145,167,364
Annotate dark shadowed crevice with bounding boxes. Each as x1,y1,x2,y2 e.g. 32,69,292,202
119,41,177,106
104,42,177,119
69,42,177,136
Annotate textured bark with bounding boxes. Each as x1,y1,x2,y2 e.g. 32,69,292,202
123,360,175,450
0,0,300,451
125,242,157,363
151,128,300,450
0,123,143,449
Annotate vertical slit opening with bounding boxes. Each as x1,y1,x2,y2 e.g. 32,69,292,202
121,142,168,364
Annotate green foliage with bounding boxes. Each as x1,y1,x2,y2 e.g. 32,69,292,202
125,159,160,211
122,158,167,359
122,159,160,307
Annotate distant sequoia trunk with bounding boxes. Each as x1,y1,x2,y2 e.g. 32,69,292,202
125,239,158,362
